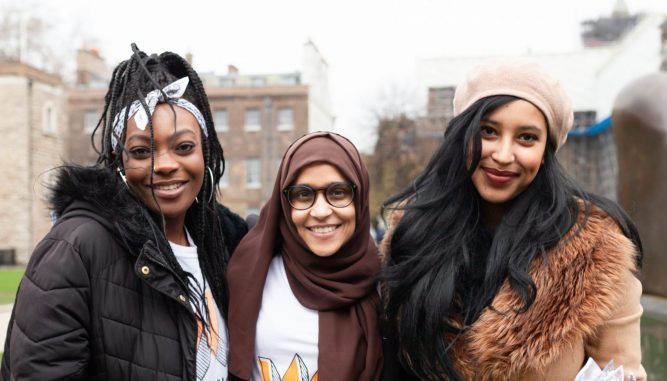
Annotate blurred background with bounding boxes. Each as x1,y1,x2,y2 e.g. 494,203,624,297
0,0,666,377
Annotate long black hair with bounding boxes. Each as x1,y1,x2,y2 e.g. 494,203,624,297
90,43,231,317
382,95,642,380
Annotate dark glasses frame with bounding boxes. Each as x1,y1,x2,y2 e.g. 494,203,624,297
282,182,357,210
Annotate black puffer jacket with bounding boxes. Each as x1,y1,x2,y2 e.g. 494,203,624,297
1,166,247,381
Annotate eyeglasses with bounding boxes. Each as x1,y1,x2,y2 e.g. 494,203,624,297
283,182,356,210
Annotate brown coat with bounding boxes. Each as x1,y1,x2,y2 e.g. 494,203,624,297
381,206,646,381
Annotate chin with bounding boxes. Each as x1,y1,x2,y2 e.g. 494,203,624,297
480,192,515,205
309,245,340,258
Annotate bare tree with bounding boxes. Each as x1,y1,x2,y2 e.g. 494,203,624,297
0,3,66,75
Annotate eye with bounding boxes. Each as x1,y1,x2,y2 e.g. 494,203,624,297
296,190,311,200
175,142,195,153
480,126,497,137
292,187,313,201
128,146,150,159
327,184,352,200
518,133,539,143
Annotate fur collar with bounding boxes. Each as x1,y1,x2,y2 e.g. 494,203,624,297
381,205,638,380
51,165,159,256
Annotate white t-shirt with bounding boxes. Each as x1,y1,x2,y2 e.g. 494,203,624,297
171,231,229,381
252,255,319,381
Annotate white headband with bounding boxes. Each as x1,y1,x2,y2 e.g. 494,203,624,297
111,77,209,149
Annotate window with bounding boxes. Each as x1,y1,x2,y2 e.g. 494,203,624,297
245,109,261,131
277,108,294,131
219,161,230,188
84,111,98,133
0,248,16,265
42,102,57,135
573,111,597,130
245,158,261,188
214,109,229,132
427,87,455,118
220,77,236,87
250,77,266,86
280,75,299,85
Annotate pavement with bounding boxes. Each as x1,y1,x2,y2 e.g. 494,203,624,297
0,303,12,349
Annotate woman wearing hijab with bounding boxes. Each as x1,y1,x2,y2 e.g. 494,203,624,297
226,131,383,381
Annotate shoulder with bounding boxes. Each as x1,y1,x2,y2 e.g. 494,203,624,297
31,212,124,276
561,202,639,273
216,203,249,253
379,209,405,263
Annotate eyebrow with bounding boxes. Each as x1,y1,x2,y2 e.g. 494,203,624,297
291,181,345,188
125,129,198,145
483,119,544,133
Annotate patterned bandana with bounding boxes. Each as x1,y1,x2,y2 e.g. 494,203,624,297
111,77,208,149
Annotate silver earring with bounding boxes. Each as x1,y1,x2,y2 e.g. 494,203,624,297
117,167,129,189
207,166,215,203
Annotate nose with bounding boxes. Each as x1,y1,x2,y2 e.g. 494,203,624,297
309,192,333,219
490,138,515,165
152,151,179,174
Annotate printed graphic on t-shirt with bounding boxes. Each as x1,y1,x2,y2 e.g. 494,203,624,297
257,354,318,381
195,289,228,381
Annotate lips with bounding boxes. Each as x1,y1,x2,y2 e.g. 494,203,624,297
482,167,518,185
307,224,340,236
147,181,187,198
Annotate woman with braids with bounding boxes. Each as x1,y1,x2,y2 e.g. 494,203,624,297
226,132,383,381
381,59,646,381
1,44,247,380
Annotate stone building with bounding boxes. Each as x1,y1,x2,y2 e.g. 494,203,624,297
0,61,67,264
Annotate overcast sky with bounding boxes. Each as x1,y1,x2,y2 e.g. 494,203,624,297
8,0,667,152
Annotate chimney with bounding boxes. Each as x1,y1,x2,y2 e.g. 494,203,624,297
228,65,239,75
185,52,193,65
76,47,106,86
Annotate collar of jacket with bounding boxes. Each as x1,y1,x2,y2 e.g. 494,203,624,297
382,204,638,380
50,166,192,302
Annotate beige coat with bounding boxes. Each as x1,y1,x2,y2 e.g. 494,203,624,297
382,205,646,381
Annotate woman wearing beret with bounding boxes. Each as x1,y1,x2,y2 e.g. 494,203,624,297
382,59,646,381
227,132,382,381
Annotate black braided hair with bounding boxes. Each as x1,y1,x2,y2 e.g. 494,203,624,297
91,43,231,319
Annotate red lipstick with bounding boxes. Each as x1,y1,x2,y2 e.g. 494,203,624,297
482,167,517,185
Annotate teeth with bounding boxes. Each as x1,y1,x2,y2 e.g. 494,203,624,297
154,183,182,191
310,226,337,234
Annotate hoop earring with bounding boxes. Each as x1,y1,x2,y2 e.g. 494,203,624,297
117,167,129,189
207,166,215,204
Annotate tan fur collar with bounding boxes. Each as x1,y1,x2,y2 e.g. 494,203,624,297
382,205,637,380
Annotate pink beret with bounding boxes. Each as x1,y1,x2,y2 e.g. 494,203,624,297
453,58,574,150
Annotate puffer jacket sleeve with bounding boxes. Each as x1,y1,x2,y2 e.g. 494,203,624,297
7,236,91,380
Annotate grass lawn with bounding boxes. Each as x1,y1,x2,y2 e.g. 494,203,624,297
0,268,24,305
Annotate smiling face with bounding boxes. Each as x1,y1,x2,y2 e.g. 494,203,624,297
122,103,205,228
290,163,356,257
470,99,548,207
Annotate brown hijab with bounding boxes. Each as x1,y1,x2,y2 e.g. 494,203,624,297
227,132,382,380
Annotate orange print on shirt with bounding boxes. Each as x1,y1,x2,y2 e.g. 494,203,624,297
258,354,318,381
195,289,220,353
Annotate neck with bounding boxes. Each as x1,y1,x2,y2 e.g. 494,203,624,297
165,216,188,246
479,200,508,229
